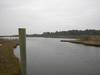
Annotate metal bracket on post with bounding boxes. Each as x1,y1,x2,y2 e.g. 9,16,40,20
19,28,27,75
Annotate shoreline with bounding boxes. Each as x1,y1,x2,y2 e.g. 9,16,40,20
61,40,100,47
0,39,21,75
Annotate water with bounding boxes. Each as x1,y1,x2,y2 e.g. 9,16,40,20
15,37,100,75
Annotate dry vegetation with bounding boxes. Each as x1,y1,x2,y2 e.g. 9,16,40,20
78,36,100,45
0,39,20,75
61,36,100,46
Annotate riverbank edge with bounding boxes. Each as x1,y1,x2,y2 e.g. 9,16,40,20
61,40,100,47
0,39,21,75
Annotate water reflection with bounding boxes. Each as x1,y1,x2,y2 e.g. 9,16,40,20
15,38,100,75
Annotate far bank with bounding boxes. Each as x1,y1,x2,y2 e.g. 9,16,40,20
61,36,100,47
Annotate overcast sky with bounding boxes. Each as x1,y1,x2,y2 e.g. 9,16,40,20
0,0,100,35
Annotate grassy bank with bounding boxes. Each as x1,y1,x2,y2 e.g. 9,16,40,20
61,36,100,47
0,39,21,75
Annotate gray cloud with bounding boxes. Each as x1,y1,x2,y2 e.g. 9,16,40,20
0,0,100,35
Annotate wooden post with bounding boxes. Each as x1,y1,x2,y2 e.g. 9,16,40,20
19,28,27,75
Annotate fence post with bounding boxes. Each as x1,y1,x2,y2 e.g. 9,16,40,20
19,28,27,75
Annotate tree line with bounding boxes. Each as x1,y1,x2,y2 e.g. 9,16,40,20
28,29,100,38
